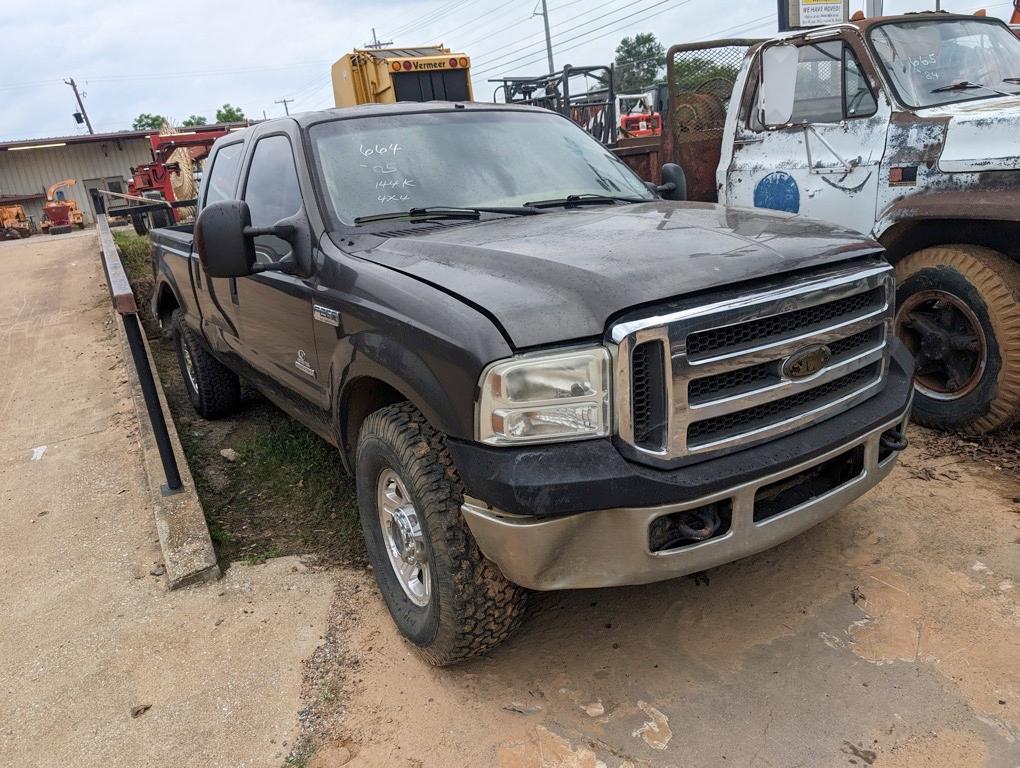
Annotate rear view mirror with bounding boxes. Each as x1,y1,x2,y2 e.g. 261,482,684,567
759,44,798,127
196,200,256,278
657,163,687,201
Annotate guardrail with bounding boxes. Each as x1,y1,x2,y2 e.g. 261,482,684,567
93,198,183,495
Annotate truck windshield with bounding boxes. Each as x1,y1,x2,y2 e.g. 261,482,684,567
307,110,653,227
869,18,1020,109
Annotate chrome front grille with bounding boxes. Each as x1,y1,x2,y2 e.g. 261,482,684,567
612,260,895,466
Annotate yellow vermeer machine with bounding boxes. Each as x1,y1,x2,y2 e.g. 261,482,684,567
332,45,472,107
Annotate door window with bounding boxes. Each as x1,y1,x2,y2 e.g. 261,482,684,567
751,41,878,128
242,135,302,263
203,142,244,205
844,48,878,118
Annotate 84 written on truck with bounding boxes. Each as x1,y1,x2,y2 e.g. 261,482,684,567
150,102,913,664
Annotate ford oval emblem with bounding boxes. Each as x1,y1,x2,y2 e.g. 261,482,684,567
782,345,832,379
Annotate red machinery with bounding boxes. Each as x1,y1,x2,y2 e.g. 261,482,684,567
127,129,231,222
620,112,662,139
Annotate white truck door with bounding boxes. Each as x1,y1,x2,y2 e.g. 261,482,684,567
724,38,890,237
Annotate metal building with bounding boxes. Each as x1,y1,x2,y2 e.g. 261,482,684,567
0,124,242,229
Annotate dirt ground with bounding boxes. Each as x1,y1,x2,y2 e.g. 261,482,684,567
0,232,336,768
22,230,1017,767
297,430,1018,768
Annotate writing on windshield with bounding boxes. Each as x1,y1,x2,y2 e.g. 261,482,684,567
869,18,1020,108
308,110,652,227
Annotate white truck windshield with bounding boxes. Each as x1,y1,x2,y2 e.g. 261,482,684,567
869,18,1020,108
307,110,653,226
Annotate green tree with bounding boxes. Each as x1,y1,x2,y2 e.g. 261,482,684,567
215,104,246,123
614,33,665,93
132,113,167,130
181,115,208,126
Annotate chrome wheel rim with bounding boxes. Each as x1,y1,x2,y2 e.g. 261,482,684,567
182,342,199,393
376,468,431,607
895,289,987,401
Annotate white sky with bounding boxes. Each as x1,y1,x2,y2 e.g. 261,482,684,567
0,0,1012,141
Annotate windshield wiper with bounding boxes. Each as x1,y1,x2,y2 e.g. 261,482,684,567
523,193,647,209
930,80,1016,97
354,205,541,225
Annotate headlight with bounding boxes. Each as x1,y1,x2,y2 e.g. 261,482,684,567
477,347,612,445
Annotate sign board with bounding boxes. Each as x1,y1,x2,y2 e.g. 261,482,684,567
778,0,849,31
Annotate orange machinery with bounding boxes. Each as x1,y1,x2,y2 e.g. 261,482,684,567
40,179,85,235
1,204,32,239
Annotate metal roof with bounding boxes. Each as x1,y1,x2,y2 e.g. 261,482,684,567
0,122,250,152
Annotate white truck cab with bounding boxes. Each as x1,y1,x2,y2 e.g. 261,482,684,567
669,13,1020,434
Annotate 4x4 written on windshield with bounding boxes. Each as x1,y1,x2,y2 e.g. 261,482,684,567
359,142,418,206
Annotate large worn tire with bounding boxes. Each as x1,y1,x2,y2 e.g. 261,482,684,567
172,309,241,419
894,245,1020,433
356,402,527,666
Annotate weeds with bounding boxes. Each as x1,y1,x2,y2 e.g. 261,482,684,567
115,228,365,568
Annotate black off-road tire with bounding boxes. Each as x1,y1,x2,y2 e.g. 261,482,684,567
172,309,241,419
131,213,149,236
356,402,527,666
895,245,1020,433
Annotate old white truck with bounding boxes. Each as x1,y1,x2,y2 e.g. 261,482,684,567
664,12,1020,434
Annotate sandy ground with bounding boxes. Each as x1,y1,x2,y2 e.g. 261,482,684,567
0,233,335,768
2,232,1017,767
306,438,1019,768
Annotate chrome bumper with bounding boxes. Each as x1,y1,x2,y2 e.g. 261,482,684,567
461,409,910,591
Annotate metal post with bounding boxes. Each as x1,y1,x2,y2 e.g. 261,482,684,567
539,0,555,72
123,313,183,494
64,77,94,135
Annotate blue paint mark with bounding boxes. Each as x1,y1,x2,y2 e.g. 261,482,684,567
753,172,800,214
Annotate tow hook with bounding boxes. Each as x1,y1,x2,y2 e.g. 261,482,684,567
879,429,909,453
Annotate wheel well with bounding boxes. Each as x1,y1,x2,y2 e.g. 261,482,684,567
155,282,180,325
340,377,407,461
880,219,1020,264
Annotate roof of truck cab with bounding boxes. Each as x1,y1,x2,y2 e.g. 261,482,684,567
213,102,552,144
292,100,550,127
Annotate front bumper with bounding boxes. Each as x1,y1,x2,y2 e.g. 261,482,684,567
461,404,911,591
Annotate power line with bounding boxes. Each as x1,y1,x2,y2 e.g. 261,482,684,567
475,0,689,75
386,0,477,39
274,98,294,115
458,0,595,50
471,0,641,65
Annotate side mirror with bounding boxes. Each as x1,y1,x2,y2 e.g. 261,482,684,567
759,44,798,127
657,163,687,201
195,200,256,278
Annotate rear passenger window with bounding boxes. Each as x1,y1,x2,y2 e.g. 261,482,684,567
203,142,243,205
243,135,303,263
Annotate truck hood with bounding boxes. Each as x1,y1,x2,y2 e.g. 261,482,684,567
921,95,1020,173
360,202,881,348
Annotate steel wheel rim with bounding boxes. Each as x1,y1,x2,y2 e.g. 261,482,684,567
895,289,987,401
376,468,431,607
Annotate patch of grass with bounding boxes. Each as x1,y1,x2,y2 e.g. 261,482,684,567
112,228,152,284
114,224,365,569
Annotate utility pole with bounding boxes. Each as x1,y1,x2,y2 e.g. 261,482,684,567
274,98,294,115
365,28,392,49
534,0,555,73
64,77,93,135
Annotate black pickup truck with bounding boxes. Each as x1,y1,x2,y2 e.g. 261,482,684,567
150,102,913,665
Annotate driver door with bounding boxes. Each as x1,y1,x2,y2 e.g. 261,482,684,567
725,38,890,237
234,132,325,408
